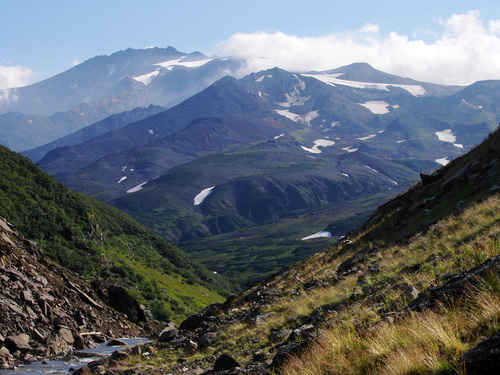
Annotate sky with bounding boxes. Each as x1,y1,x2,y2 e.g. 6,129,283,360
1,0,500,89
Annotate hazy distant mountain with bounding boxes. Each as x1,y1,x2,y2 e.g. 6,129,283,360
0,47,243,151
22,104,166,162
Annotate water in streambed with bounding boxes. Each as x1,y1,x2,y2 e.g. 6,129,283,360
1,338,150,375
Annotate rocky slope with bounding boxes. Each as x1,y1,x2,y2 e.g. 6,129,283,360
0,215,162,369
79,128,500,374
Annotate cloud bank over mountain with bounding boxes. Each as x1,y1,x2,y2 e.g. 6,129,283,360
0,65,32,90
216,11,500,85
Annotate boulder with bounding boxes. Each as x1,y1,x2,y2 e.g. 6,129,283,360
463,330,500,374
158,322,179,343
197,332,217,348
214,354,240,371
180,314,211,331
58,327,74,345
107,285,147,323
5,334,31,353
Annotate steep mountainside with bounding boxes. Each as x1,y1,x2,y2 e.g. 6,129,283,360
90,127,500,375
34,64,499,284
0,145,239,323
0,47,242,151
0,215,163,366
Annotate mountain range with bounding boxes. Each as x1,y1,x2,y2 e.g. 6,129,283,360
11,51,497,284
0,47,243,151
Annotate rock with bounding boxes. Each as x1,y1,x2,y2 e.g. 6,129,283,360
250,312,275,326
107,339,127,346
180,314,211,331
214,353,240,371
0,346,11,359
72,366,91,375
107,285,147,323
73,334,85,350
271,342,304,368
158,322,179,342
401,264,422,274
110,350,129,360
197,332,217,348
252,350,271,363
5,334,31,353
463,330,500,374
268,329,292,343
184,339,198,354
59,327,74,345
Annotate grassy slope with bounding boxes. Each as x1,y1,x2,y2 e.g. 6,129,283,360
0,145,240,323
112,129,500,373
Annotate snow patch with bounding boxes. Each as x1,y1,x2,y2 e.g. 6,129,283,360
277,86,310,107
360,101,390,115
194,186,215,205
132,69,160,85
274,133,285,139
274,109,319,126
118,176,127,184
301,139,335,154
342,146,358,153
301,231,332,241
127,181,147,194
155,58,212,70
357,134,377,141
397,139,406,143
436,157,450,166
364,165,379,173
435,129,464,148
342,173,350,177
435,129,456,143
256,75,272,82
149,129,154,135
121,166,127,172
302,73,427,96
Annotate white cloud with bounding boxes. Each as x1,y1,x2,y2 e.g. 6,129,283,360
216,11,500,85
0,65,32,89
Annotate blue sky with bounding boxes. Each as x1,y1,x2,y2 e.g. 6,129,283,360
1,0,500,88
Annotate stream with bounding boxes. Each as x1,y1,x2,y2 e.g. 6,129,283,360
1,338,150,375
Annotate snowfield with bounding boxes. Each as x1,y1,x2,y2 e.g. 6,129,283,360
302,73,427,96
359,101,390,115
194,186,215,205
301,139,335,154
436,157,450,166
435,129,464,148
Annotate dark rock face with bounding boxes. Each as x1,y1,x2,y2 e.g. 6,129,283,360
0,216,154,368
107,285,147,323
158,322,179,342
214,354,240,371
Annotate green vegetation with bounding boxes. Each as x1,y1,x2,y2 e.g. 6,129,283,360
0,145,240,322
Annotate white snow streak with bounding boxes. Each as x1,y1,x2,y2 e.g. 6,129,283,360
357,134,377,141
302,73,426,96
342,146,358,153
132,69,160,85
194,186,215,205
127,181,147,194
118,176,127,184
301,231,332,241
